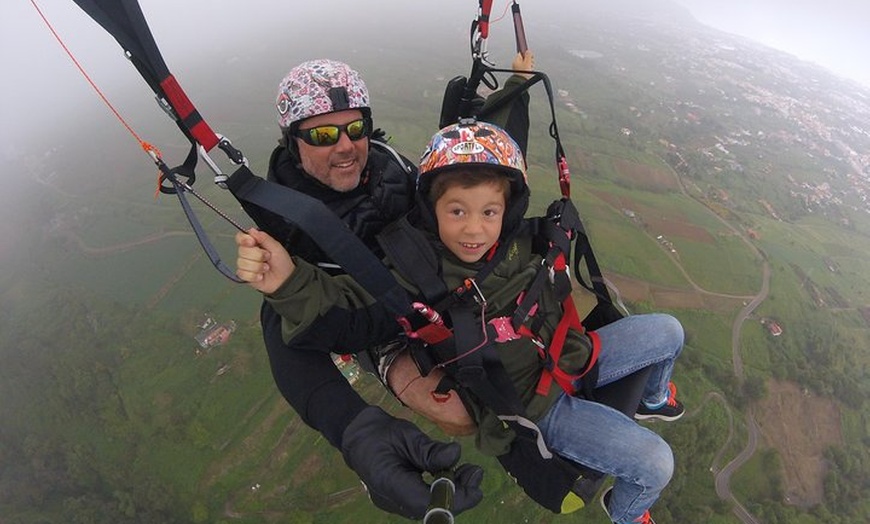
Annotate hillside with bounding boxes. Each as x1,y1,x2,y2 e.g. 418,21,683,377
2,1,868,523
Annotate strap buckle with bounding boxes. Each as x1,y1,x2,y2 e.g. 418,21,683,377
489,317,522,343
397,316,419,339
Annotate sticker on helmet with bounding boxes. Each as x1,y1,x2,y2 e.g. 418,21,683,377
451,141,486,155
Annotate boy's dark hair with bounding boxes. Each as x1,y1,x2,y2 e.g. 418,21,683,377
428,167,513,206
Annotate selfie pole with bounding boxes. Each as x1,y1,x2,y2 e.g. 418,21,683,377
423,472,455,524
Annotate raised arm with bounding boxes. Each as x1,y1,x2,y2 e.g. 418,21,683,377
236,228,484,520
480,50,535,155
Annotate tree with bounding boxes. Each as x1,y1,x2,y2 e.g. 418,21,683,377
743,375,766,402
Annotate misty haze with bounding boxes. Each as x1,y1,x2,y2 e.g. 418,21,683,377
1,1,868,523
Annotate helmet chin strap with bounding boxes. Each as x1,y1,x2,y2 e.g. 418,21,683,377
280,129,301,166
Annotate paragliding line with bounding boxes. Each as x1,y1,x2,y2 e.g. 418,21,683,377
30,0,154,158
32,0,247,237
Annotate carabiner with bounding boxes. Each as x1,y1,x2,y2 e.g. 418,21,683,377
466,278,487,306
197,134,248,188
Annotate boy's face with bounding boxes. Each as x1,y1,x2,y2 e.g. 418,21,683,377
434,181,506,263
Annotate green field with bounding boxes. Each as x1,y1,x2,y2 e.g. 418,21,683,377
3,3,869,523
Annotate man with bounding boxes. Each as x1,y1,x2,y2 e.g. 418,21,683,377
254,56,533,519
238,120,685,524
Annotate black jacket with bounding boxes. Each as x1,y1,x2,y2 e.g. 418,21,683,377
261,139,416,447
262,77,530,448
265,139,415,266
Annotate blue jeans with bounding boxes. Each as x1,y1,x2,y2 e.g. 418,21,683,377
536,313,684,523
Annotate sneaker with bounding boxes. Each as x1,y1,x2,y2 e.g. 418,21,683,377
634,382,685,421
600,486,657,524
600,486,614,517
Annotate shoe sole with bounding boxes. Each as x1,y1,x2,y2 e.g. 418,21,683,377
633,411,684,422
600,486,657,524
599,486,612,519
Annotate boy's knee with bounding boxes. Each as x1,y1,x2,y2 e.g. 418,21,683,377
644,439,674,490
656,313,685,350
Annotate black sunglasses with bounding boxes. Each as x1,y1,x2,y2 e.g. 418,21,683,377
293,118,372,147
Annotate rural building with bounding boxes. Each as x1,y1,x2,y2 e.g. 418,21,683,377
195,317,237,349
767,321,783,337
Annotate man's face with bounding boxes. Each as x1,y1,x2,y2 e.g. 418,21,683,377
296,109,369,192
434,181,506,263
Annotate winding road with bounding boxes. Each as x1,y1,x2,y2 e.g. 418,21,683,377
665,159,771,524
709,259,769,524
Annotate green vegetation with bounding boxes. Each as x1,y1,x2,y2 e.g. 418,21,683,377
3,2,869,524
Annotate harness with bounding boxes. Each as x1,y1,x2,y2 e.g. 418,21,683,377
383,199,601,403
378,195,619,514
61,0,635,515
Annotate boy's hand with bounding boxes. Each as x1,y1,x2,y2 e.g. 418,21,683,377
512,49,535,79
235,228,295,294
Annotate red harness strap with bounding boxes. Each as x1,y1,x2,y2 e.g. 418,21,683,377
159,75,220,151
398,251,601,398
534,254,601,396
415,323,452,345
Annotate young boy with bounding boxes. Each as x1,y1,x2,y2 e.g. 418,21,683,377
236,121,685,524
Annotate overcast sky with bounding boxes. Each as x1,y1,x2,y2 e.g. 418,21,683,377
3,0,869,150
672,0,870,87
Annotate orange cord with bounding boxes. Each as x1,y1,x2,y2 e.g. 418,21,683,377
490,0,513,24
30,0,166,194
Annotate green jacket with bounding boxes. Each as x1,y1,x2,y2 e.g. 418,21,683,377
266,229,593,455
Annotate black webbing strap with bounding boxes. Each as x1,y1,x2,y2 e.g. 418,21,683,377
158,142,198,194
225,165,411,317
165,176,242,283
539,198,621,326
571,219,611,303
142,143,241,282
449,306,527,418
378,219,523,314
448,305,606,512
377,217,448,304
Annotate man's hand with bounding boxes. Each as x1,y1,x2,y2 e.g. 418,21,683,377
341,406,484,519
235,228,295,294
